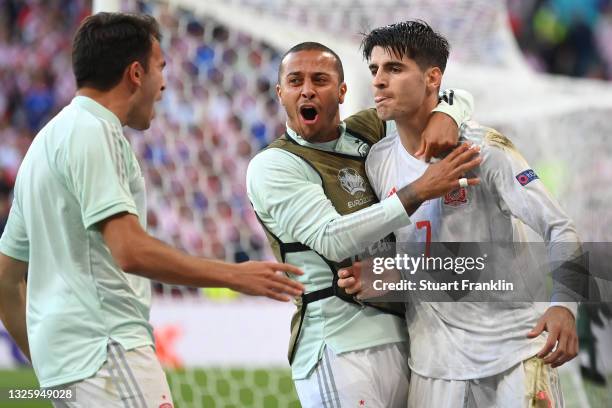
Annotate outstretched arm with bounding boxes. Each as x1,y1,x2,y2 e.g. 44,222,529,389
248,144,480,263
99,213,304,302
66,119,304,302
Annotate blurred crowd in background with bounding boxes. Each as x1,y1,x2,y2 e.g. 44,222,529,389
508,0,612,79
1,0,612,276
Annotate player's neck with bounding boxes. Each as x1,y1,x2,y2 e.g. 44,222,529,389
76,87,131,126
394,104,433,157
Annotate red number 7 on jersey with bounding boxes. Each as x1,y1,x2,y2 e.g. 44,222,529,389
416,220,431,257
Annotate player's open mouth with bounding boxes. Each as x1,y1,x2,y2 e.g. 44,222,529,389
300,106,319,124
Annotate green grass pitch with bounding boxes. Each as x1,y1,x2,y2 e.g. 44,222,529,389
0,368,609,407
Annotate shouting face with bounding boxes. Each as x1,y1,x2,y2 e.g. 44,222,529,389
127,38,166,130
277,49,347,143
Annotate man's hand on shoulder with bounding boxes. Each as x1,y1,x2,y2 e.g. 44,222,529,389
416,111,460,162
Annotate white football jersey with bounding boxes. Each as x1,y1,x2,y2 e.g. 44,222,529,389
366,121,580,380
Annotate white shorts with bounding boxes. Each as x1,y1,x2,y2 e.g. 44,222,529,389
408,356,564,408
51,341,174,408
294,342,409,408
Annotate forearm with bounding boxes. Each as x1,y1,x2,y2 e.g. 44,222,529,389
0,279,29,361
250,150,413,263
314,195,411,262
287,146,479,261
122,235,239,288
549,241,584,313
396,183,424,216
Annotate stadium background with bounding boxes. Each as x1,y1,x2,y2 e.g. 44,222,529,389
0,0,611,406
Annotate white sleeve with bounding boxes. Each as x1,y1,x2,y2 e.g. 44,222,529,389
481,145,579,244
432,89,474,126
0,195,29,262
247,148,410,262
482,144,582,313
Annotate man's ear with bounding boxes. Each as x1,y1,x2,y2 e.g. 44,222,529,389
126,61,144,88
426,67,442,90
338,82,347,104
276,83,282,99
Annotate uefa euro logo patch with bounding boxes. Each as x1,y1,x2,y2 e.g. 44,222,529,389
516,169,538,186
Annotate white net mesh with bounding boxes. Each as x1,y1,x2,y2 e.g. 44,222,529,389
225,0,529,71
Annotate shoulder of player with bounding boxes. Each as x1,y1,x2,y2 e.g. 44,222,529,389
48,105,116,165
247,147,317,182
367,133,396,160
63,108,122,156
344,108,385,143
460,121,514,156
344,108,380,128
457,121,521,178
365,137,394,172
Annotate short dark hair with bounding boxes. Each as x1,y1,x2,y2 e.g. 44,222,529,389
278,42,344,84
72,12,162,91
361,20,449,73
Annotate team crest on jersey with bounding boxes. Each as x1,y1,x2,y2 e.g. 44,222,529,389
516,169,538,186
338,168,366,195
444,187,468,207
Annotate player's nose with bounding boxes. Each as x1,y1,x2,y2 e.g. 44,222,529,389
300,80,315,99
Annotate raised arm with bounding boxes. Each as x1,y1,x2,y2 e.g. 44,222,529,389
248,143,480,263
416,89,474,161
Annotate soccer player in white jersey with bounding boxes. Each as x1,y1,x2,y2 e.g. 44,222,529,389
339,21,580,407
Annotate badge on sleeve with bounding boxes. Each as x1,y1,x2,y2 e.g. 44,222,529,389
515,169,538,186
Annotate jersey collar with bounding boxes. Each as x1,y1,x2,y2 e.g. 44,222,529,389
285,121,368,156
72,96,122,127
